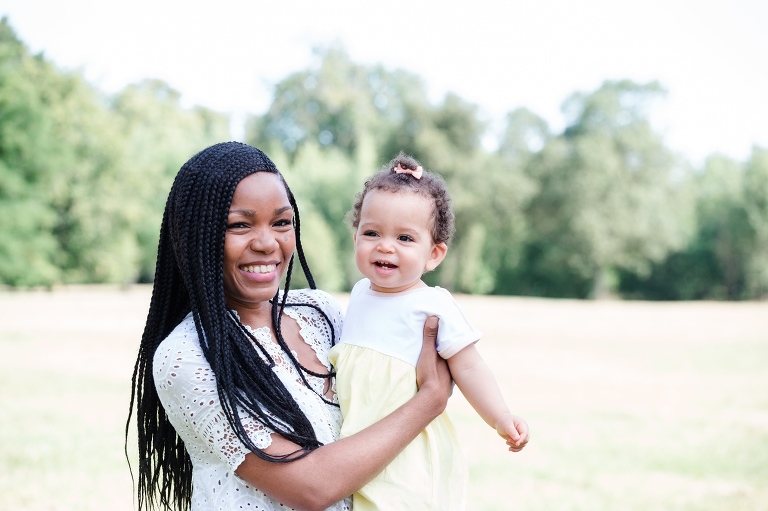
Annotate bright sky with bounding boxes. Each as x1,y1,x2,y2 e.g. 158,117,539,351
1,0,766,166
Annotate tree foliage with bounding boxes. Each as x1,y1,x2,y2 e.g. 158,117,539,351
0,18,228,287
619,148,768,300
1,19,764,300
516,81,691,297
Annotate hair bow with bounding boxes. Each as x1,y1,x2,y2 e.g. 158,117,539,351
393,163,423,179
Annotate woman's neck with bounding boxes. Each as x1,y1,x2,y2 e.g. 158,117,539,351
228,300,274,330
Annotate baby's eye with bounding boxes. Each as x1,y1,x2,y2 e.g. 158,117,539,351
362,230,379,237
398,235,414,242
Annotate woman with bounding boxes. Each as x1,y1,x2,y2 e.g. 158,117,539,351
126,141,451,511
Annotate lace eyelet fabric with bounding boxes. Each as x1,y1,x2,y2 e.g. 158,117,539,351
154,289,350,510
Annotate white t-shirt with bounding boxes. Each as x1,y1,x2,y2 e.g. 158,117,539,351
338,278,483,365
153,289,350,511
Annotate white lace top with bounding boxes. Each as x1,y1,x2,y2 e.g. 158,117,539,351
154,289,351,511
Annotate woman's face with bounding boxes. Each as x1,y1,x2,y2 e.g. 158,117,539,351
222,172,296,311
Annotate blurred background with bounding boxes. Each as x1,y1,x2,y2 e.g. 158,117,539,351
0,2,767,510
0,0,766,299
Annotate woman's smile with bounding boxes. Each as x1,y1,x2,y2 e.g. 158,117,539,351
240,262,279,282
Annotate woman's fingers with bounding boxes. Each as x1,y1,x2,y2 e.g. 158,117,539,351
416,316,451,397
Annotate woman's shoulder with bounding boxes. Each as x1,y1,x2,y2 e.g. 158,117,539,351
285,288,343,315
160,312,198,345
283,288,344,346
153,313,203,374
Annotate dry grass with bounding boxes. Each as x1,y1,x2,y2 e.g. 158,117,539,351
1,286,766,510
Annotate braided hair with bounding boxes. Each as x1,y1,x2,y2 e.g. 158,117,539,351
349,151,455,245
126,142,333,511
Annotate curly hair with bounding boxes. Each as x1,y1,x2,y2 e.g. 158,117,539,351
348,152,455,245
126,142,333,511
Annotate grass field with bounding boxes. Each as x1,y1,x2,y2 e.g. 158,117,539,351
1,286,766,510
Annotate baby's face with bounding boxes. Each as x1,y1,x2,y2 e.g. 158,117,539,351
353,189,446,293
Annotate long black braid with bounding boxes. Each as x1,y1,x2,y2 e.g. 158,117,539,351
126,142,336,511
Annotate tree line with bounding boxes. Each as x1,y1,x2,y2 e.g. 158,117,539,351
1,19,766,299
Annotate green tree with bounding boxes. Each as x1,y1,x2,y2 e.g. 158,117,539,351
519,80,691,298
249,46,523,294
0,18,61,285
743,146,768,297
497,107,551,164
0,18,135,286
695,155,752,299
247,45,402,159
490,108,550,294
111,79,229,281
7,22,762,301
0,18,229,287
619,151,764,301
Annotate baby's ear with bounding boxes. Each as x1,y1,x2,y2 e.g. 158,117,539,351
425,242,448,272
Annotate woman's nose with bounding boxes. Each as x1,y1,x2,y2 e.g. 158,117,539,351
249,228,278,252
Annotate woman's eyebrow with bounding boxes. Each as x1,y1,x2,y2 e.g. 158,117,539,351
274,206,293,215
229,208,255,216
229,206,293,216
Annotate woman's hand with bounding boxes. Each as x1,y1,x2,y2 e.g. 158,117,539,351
415,316,452,415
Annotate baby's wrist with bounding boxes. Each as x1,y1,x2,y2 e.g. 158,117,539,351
494,412,514,428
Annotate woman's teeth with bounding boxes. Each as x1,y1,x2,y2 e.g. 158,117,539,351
243,264,276,273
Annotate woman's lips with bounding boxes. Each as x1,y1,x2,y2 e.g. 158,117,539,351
240,263,279,282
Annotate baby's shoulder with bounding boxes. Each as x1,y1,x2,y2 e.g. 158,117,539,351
414,285,456,305
408,286,468,320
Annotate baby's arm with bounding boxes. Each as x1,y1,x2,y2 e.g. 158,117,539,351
448,344,529,452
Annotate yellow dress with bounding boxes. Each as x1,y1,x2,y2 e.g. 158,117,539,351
329,279,482,511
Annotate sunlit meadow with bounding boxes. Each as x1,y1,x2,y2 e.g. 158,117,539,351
1,287,766,510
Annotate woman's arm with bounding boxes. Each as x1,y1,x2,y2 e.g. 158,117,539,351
234,316,451,511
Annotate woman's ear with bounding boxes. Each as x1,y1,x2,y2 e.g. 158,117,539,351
425,242,448,272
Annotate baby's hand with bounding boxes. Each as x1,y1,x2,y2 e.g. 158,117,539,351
495,413,529,452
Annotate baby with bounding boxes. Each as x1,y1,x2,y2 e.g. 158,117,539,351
329,153,529,510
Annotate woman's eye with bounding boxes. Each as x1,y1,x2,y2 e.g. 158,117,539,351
274,219,293,227
227,222,248,229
